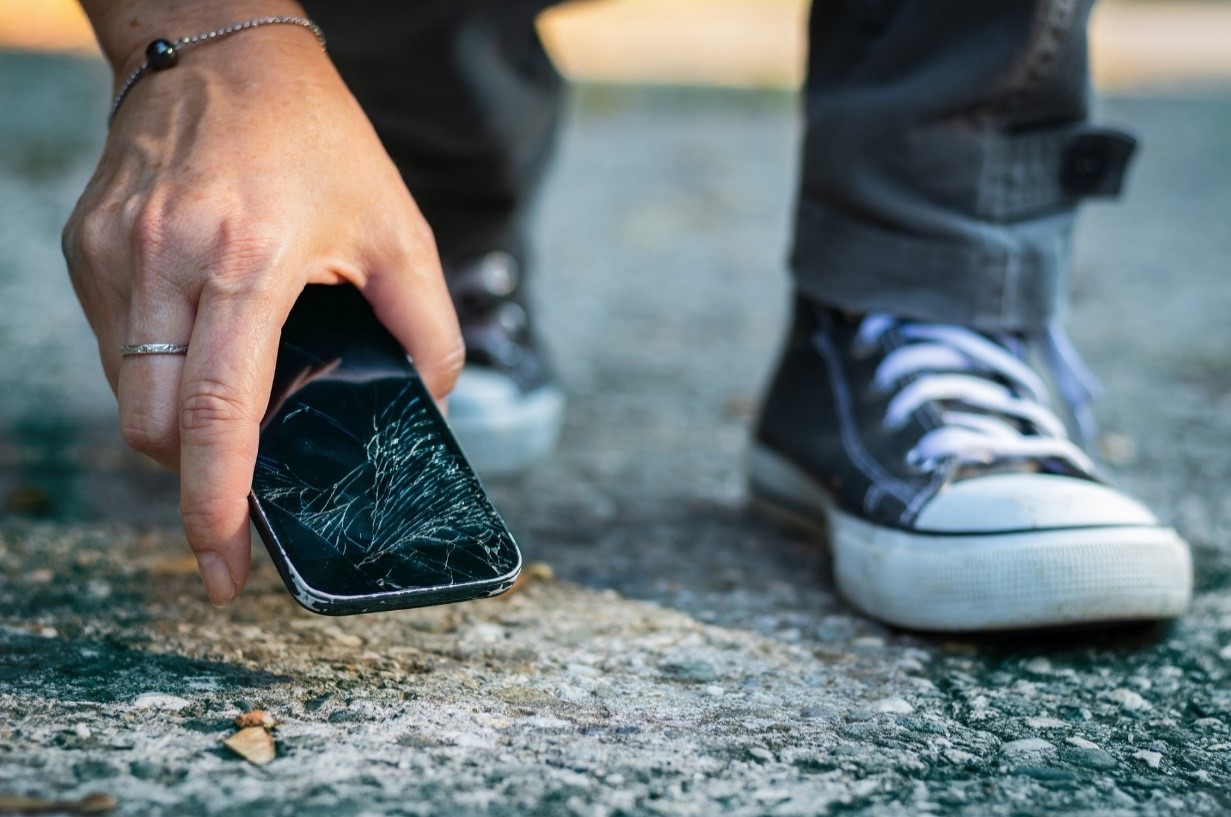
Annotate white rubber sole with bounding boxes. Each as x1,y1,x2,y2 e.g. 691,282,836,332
448,386,565,478
748,445,1193,632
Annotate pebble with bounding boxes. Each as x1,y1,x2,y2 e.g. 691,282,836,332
1107,688,1151,711
660,660,717,683
132,693,191,711
872,698,914,715
1134,749,1163,769
329,632,364,649
1023,657,1053,675
1000,738,1056,757
1066,737,1099,750
703,685,725,697
1218,644,1231,661
1026,717,1067,730
1062,745,1118,770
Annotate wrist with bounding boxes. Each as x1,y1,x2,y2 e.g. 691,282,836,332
104,14,330,129
82,0,308,83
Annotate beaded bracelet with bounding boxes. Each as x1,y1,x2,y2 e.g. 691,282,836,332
107,16,326,129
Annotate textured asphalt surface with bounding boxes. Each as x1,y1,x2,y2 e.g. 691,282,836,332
1,51,1230,816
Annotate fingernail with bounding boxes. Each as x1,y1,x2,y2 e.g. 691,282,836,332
196,552,236,607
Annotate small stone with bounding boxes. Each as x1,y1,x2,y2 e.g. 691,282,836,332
1023,657,1053,675
1061,745,1117,770
1026,717,1067,729
872,698,914,715
330,632,364,648
1066,736,1099,749
661,660,716,683
1133,749,1163,769
1218,644,1231,661
703,685,725,697
234,709,275,730
132,693,191,711
1000,738,1056,757
223,726,276,765
1107,688,1150,711
74,723,91,739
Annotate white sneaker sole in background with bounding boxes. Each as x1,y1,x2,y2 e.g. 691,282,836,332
748,445,1193,632
447,367,565,477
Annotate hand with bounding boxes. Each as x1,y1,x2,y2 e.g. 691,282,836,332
62,20,463,605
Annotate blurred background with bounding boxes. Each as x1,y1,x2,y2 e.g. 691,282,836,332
2,3,1231,814
3,0,1231,90
0,0,1228,525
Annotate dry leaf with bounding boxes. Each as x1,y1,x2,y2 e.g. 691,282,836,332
0,792,116,814
499,561,556,599
526,562,555,582
148,553,201,576
234,709,275,730
223,726,276,765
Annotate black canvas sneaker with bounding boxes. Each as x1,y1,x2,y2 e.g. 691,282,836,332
750,296,1192,632
444,251,564,476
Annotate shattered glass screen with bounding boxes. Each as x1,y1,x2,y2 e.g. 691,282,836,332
250,286,520,600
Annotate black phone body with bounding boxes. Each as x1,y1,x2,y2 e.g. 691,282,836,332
248,284,521,615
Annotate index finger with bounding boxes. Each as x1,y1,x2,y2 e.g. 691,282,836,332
178,278,293,606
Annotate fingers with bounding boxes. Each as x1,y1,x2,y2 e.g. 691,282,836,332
178,278,293,606
116,284,194,471
362,252,465,405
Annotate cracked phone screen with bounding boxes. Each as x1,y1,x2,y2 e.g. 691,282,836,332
250,285,519,607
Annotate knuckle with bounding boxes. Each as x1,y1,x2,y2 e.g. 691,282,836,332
180,498,233,541
180,379,253,434
441,337,466,379
211,220,282,275
119,414,176,455
129,201,171,258
77,209,115,264
431,337,466,393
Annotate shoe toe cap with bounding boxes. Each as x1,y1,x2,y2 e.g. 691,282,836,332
915,473,1161,533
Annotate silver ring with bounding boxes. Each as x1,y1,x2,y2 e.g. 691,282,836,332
120,343,189,357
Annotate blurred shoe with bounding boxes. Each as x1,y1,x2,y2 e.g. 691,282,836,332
749,296,1192,632
444,251,564,477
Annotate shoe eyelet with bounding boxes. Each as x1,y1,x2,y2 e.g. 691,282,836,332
497,302,528,334
482,251,519,296
903,449,938,475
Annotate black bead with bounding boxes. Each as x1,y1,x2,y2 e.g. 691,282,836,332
145,39,178,71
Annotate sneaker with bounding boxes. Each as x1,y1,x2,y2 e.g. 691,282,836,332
749,296,1193,632
444,251,564,476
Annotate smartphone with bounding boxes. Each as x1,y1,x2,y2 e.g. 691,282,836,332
248,284,522,615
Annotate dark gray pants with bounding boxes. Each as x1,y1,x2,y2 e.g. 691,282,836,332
306,0,1135,333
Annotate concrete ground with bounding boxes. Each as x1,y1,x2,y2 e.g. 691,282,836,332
1,51,1230,816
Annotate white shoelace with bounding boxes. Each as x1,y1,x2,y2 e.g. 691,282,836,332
854,314,1097,476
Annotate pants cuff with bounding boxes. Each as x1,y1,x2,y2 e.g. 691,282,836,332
791,200,1077,332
